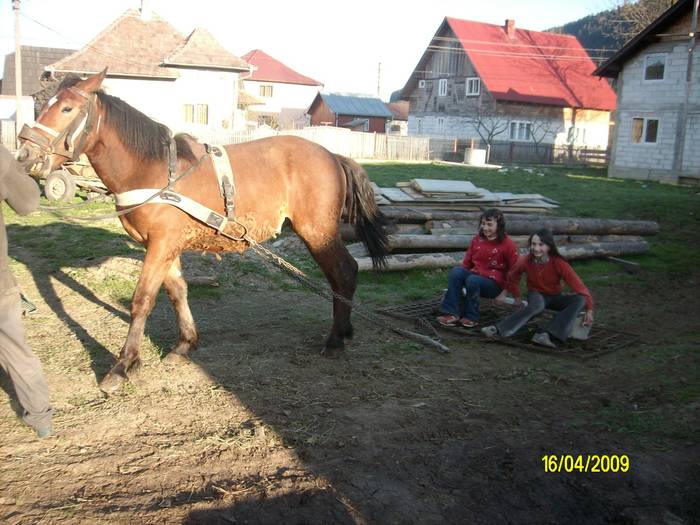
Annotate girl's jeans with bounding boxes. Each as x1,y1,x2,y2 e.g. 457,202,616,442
496,291,586,342
440,266,502,321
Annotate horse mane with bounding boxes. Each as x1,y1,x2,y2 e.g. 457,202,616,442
55,75,198,164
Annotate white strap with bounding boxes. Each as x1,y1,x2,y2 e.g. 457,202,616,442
33,122,60,137
210,145,235,196
114,189,229,232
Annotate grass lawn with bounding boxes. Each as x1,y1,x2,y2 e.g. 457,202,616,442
356,162,700,305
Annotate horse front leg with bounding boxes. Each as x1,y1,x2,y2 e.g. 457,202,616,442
99,240,176,394
161,256,198,364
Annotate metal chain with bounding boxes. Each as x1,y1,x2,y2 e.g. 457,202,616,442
235,232,450,354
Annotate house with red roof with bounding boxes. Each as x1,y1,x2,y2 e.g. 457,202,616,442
240,50,323,129
401,17,617,158
45,6,252,136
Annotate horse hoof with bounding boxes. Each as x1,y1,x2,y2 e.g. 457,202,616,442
320,346,343,359
163,351,190,365
99,372,126,395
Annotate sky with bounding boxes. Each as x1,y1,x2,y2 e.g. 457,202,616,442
0,0,612,101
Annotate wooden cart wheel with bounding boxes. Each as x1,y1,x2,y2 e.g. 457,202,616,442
44,170,77,202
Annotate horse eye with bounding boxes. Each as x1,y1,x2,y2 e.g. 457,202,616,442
61,106,73,113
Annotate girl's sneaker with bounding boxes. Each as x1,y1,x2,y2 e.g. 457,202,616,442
481,325,498,337
531,332,556,348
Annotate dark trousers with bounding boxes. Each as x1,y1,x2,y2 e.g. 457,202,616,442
495,291,586,342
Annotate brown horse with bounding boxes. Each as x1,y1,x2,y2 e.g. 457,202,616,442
17,69,388,394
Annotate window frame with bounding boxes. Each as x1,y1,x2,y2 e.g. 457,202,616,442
643,53,667,82
438,78,447,97
259,84,274,98
418,79,426,88
631,117,660,144
509,120,532,142
466,77,480,97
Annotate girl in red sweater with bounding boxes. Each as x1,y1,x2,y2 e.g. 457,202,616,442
481,228,594,347
437,209,518,328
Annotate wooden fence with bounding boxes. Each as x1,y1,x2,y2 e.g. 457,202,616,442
188,126,431,161
429,137,609,166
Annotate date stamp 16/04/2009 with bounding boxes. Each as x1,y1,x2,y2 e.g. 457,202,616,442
542,455,630,473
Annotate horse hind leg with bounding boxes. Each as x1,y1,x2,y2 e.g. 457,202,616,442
299,234,358,357
161,257,198,364
99,241,177,395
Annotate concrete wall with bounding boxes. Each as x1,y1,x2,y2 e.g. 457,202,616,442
610,26,700,183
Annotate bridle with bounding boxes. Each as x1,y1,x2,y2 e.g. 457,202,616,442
18,86,100,166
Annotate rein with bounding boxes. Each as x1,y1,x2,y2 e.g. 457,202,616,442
39,150,211,223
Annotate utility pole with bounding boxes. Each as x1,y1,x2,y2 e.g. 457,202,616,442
377,62,381,99
674,0,699,178
13,0,23,146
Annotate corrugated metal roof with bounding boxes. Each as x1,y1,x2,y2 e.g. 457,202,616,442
321,93,392,118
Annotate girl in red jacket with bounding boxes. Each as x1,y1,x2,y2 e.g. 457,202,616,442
437,209,518,328
481,228,594,347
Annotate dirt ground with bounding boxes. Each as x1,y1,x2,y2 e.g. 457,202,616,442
1,236,698,525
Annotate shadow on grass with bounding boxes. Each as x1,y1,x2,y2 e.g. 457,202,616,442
8,222,135,382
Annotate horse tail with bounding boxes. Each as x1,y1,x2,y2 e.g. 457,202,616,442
336,154,389,269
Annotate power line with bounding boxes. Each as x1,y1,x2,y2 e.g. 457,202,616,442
426,43,612,62
431,34,618,54
18,11,179,72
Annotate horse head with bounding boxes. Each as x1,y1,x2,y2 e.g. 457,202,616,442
17,68,107,176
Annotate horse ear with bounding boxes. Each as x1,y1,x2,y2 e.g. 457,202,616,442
79,68,108,93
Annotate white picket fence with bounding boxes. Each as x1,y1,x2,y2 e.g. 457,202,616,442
193,126,430,161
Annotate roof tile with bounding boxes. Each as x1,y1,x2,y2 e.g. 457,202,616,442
445,17,616,111
241,49,322,86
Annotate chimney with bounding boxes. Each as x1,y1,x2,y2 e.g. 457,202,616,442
140,0,152,21
505,19,516,39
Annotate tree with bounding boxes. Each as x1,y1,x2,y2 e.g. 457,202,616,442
530,117,564,162
464,98,509,162
610,0,680,41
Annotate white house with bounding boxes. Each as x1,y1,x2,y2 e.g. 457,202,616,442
594,0,698,184
46,6,252,140
240,49,323,130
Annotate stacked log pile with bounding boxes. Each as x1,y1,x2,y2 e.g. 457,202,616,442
344,180,659,271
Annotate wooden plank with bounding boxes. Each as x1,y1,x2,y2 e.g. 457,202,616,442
410,178,479,194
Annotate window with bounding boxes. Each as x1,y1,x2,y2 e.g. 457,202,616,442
195,104,208,125
184,103,208,124
418,80,426,88
632,117,659,143
466,77,480,96
644,54,666,81
416,118,423,134
183,104,194,123
438,79,447,96
437,117,445,133
259,84,274,97
509,121,532,141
